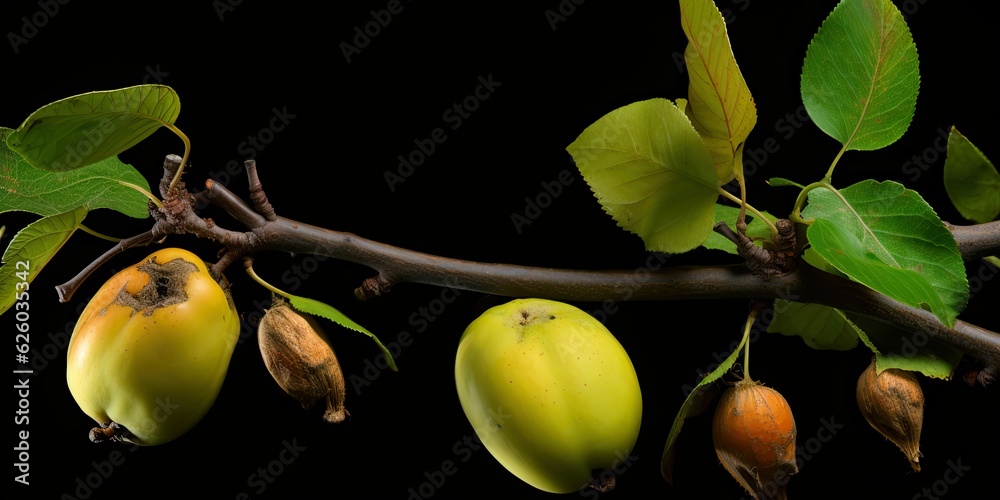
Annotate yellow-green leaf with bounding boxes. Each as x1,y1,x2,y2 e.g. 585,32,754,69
567,98,719,253
679,0,757,184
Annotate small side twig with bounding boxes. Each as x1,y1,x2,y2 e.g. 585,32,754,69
55,230,157,302
245,160,277,221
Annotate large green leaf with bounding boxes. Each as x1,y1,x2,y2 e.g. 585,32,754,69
943,127,1000,223
803,180,968,327
801,0,919,151
6,85,180,171
0,127,150,218
0,207,86,315
701,204,775,255
768,300,862,350
678,0,757,184
567,98,719,253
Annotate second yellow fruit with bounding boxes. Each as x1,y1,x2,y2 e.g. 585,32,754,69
454,298,642,493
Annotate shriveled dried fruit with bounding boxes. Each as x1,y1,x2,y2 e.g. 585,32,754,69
258,296,348,423
856,358,923,472
712,379,798,500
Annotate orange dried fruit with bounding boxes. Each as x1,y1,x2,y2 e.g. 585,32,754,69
712,379,798,500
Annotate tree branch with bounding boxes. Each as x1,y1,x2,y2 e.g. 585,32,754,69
947,220,1000,261
54,159,1000,369
247,211,999,366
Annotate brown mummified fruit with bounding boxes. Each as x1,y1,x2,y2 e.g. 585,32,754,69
258,297,349,423
856,358,923,472
712,379,798,500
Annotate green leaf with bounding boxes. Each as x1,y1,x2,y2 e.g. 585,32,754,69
286,294,398,372
702,204,775,255
848,314,962,379
767,177,806,189
679,0,757,184
661,331,747,484
0,207,86,315
943,127,1000,223
801,0,919,151
6,85,180,171
768,300,862,350
803,180,968,327
567,98,719,253
0,127,151,218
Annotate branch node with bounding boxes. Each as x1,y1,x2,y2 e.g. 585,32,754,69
160,154,183,198
714,222,787,280
355,274,393,301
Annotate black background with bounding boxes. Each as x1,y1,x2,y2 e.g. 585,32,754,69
4,1,998,499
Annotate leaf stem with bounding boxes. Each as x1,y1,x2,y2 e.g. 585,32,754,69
116,180,163,208
77,224,122,243
164,123,192,192
825,143,848,181
718,189,779,235
790,180,827,224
